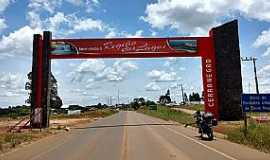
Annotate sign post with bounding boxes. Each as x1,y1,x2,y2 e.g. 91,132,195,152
241,94,270,136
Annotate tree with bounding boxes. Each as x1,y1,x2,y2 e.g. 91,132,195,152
189,92,201,102
130,97,146,110
183,93,188,103
25,72,63,109
138,97,146,105
201,91,205,101
146,100,156,106
130,101,140,110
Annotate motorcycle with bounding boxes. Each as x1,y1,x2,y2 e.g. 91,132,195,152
190,111,218,140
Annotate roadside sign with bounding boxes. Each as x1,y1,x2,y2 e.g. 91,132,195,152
241,94,270,112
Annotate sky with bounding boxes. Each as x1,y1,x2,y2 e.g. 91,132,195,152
0,0,270,107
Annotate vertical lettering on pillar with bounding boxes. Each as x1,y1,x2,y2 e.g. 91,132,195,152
201,37,219,119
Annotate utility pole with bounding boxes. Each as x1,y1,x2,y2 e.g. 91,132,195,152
117,88,120,105
180,84,184,103
241,57,259,137
241,57,259,94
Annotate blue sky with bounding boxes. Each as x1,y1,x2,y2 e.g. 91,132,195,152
0,0,270,107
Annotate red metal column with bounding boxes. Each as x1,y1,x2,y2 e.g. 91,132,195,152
201,32,219,119
31,34,43,128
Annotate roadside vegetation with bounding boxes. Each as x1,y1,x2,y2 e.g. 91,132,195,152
139,104,270,153
0,108,118,153
138,105,194,125
0,105,30,119
180,104,204,111
50,108,117,119
226,120,270,153
0,130,53,153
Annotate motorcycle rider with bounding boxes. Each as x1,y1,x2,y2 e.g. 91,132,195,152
194,110,204,134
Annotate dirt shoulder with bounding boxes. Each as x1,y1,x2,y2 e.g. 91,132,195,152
0,109,117,154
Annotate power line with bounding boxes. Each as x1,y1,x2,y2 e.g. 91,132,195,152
241,57,259,94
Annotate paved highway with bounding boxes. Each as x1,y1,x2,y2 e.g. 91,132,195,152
2,111,270,160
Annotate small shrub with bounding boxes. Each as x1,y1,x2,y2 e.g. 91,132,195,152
4,133,32,147
226,122,270,153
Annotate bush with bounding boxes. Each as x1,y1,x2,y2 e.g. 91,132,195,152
226,121,270,152
3,133,32,148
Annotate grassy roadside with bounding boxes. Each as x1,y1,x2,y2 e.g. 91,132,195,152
180,104,204,111
0,109,118,153
139,104,270,153
226,121,270,153
138,105,194,125
50,108,118,119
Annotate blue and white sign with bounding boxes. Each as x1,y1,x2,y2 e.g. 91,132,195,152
242,94,270,112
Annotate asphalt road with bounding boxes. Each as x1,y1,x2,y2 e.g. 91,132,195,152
2,111,270,160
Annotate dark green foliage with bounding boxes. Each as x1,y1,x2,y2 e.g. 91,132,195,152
131,97,146,110
189,92,201,101
0,105,30,118
146,100,156,106
25,72,63,109
50,96,63,109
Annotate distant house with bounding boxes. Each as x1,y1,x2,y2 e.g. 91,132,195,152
59,104,86,115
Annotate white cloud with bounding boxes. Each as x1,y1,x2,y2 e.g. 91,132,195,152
105,29,144,38
179,67,186,71
0,72,27,97
71,60,138,83
0,18,7,32
96,61,138,82
27,11,42,28
73,18,103,32
141,0,270,35
76,59,106,74
253,28,270,57
0,0,13,13
65,0,101,13
258,64,270,77
254,28,270,48
147,69,177,82
27,12,105,36
0,11,107,58
145,82,161,91
28,0,62,14
0,0,13,33
239,0,270,22
0,26,41,58
125,30,144,38
28,0,101,14
65,0,84,6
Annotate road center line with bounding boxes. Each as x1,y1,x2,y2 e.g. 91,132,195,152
120,112,128,160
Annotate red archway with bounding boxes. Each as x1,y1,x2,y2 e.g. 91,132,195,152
30,20,243,128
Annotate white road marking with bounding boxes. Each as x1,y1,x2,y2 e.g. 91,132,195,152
163,126,238,160
138,113,239,160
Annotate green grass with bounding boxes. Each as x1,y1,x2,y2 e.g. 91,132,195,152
181,104,204,111
226,121,270,153
140,105,270,153
138,105,194,125
51,109,118,119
